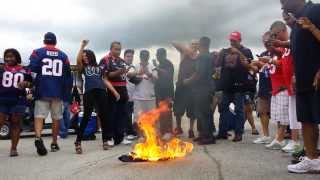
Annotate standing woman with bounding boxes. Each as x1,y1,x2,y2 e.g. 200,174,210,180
74,40,119,154
0,49,32,156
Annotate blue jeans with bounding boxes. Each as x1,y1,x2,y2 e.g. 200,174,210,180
59,102,71,138
219,92,245,136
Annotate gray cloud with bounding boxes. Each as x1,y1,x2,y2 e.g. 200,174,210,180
1,0,319,62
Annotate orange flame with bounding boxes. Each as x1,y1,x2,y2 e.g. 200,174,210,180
130,102,194,161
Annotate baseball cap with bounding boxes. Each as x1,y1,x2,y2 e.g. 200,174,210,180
229,31,242,41
44,32,57,44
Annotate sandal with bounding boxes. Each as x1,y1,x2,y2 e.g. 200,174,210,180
74,142,82,154
102,142,109,151
10,149,19,157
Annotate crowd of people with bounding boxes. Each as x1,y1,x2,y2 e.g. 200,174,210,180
0,0,319,174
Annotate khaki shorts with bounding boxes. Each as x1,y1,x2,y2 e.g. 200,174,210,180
34,99,63,120
257,97,271,115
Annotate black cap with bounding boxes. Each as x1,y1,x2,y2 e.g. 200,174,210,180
44,32,57,45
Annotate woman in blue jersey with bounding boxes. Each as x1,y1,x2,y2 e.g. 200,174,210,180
74,40,119,154
0,49,32,157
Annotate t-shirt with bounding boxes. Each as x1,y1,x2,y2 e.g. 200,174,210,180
238,46,257,93
0,65,32,105
154,59,174,100
193,52,215,93
82,65,106,94
257,51,272,98
29,46,72,100
132,63,157,101
290,2,320,93
281,49,295,96
219,49,248,93
100,53,128,101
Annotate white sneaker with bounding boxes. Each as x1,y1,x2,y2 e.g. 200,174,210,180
106,139,115,147
162,133,172,141
253,136,272,144
126,135,138,141
288,157,320,174
265,139,286,150
282,141,301,153
121,139,132,145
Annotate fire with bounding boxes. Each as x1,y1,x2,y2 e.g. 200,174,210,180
130,102,193,162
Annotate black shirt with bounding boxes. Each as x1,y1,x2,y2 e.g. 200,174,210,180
291,2,320,93
219,49,248,93
238,46,257,93
257,51,272,98
155,59,174,99
193,52,214,93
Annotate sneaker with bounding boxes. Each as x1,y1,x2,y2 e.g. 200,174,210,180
282,141,301,153
265,139,286,150
121,139,133,145
288,157,320,174
50,143,60,152
188,130,195,139
173,128,183,136
253,136,272,144
35,138,48,156
126,135,138,141
162,133,172,141
106,139,115,147
232,134,243,142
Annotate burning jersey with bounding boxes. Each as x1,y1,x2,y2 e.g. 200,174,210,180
0,65,32,104
29,46,72,100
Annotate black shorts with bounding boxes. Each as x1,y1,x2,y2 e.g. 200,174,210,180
173,86,195,119
296,90,320,124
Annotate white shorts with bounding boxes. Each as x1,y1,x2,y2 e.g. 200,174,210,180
271,91,289,126
34,99,63,120
289,96,302,130
133,100,156,122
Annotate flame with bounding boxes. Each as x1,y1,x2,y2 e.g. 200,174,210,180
130,102,193,161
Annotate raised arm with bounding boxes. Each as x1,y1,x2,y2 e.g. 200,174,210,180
172,42,193,59
76,40,89,72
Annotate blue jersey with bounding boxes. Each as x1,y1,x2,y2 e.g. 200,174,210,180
0,65,32,104
29,46,72,100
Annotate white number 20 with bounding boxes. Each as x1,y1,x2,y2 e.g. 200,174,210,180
2,72,24,88
42,58,63,76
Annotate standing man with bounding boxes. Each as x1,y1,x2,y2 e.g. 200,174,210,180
100,41,131,146
132,50,158,136
184,37,215,145
229,31,259,135
172,40,199,138
29,32,72,156
154,48,175,137
123,49,138,140
281,0,320,173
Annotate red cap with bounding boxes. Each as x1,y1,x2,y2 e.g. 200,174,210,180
229,31,242,41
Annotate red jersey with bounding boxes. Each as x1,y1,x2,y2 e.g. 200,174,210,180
269,48,287,96
280,49,295,96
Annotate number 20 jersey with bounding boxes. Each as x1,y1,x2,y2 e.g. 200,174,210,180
0,65,32,104
29,46,72,100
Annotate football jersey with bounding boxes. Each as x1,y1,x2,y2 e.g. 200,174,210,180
0,65,32,104
100,53,127,87
29,46,72,100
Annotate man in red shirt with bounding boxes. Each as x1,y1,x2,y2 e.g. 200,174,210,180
262,21,291,150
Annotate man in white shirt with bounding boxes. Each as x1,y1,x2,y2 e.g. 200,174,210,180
132,50,158,126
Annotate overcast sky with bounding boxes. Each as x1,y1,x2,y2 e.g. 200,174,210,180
0,0,319,65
